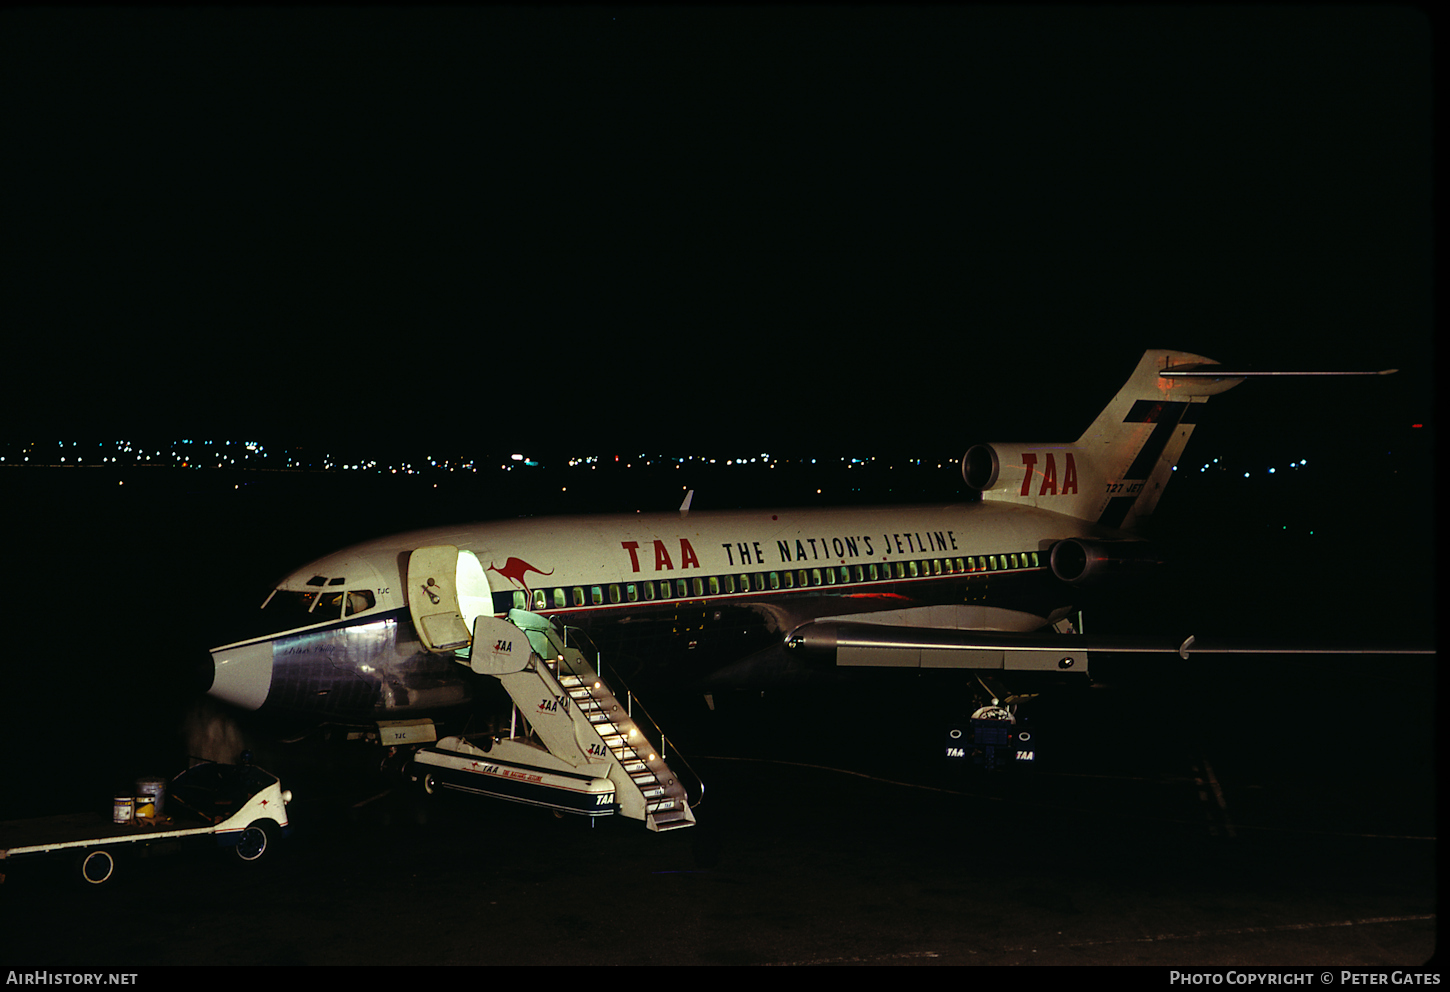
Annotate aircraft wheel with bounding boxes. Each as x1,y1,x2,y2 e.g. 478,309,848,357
232,821,276,863
77,848,118,886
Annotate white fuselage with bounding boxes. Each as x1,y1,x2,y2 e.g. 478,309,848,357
206,499,1117,726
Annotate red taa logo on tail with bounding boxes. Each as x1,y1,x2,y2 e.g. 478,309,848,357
487,557,555,595
1019,452,1078,497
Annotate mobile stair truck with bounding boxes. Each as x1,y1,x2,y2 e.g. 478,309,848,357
0,760,292,886
405,610,702,832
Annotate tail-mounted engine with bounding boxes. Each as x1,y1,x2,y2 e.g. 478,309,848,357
1049,538,1166,586
961,443,1005,491
962,442,1079,501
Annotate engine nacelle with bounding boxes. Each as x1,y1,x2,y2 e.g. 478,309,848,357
962,442,1081,500
962,443,1010,491
1049,538,1166,587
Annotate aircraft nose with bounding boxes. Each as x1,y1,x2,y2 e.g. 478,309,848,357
208,640,274,711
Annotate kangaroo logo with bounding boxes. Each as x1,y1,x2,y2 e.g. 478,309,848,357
487,557,555,596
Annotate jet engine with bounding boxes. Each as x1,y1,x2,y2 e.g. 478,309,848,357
962,442,1069,495
961,443,1006,491
1048,538,1166,586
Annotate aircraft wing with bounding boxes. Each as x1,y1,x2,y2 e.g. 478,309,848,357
783,620,1433,674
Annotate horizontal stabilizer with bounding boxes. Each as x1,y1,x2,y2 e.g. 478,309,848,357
1160,364,1398,377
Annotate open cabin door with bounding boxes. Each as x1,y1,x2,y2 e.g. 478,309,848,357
407,546,473,653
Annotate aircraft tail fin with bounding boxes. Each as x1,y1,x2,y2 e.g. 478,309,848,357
962,350,1243,532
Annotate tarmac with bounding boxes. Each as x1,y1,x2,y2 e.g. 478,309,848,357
0,657,1436,969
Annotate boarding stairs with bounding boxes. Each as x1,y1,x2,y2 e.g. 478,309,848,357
461,609,698,832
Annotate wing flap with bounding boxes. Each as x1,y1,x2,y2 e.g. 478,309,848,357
787,622,1090,674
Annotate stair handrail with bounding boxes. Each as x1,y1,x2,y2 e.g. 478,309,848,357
561,624,706,812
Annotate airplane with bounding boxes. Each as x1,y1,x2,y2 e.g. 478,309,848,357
200,350,1420,823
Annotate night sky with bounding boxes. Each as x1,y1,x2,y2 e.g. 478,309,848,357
4,7,1432,454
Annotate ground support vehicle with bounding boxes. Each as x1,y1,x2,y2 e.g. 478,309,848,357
0,761,291,886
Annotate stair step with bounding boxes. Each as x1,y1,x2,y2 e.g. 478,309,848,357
648,809,692,830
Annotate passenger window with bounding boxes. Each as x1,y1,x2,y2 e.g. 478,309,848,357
676,579,688,598
692,577,704,597
708,576,720,596
345,590,376,616
1030,552,1040,567
811,568,822,585
591,586,603,605
908,561,919,578
754,573,766,591
868,564,878,581
724,574,736,593
532,589,547,610
838,566,849,583
825,567,836,585
853,566,863,582
608,584,620,604
626,583,639,603
769,572,780,590
512,590,528,610
644,581,656,601
553,588,566,609
573,587,585,606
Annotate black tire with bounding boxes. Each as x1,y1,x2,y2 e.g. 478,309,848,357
77,848,117,886
232,821,275,863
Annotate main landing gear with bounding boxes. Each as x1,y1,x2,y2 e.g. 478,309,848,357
945,675,1039,771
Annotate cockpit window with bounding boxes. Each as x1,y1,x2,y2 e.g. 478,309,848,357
262,590,345,624
344,590,376,616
